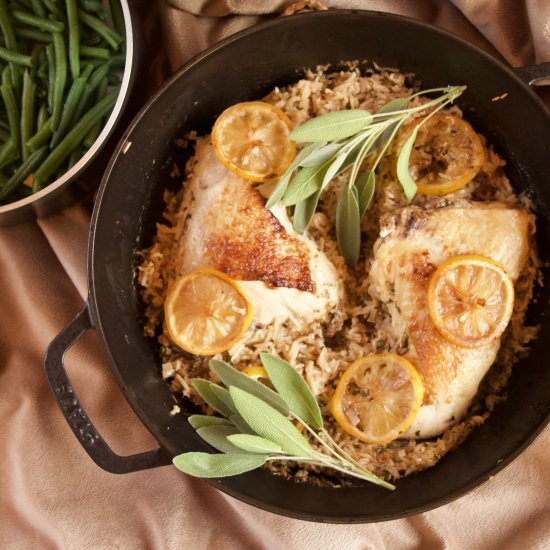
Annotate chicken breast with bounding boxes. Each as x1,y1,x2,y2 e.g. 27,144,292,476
174,138,343,327
369,200,533,438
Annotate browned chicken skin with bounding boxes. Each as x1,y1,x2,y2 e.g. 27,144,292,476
174,138,343,327
369,200,533,438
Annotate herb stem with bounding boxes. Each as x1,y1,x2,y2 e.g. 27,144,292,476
290,412,346,461
265,454,394,488
309,451,395,489
290,412,392,488
319,429,370,473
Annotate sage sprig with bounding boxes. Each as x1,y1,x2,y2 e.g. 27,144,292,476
174,355,395,490
267,85,466,267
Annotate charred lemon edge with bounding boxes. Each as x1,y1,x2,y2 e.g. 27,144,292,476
427,254,515,348
211,101,296,183
164,267,253,356
397,112,485,196
329,353,424,445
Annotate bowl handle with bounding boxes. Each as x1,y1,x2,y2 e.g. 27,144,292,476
44,305,171,474
514,61,550,86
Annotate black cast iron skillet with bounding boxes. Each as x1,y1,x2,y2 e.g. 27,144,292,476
45,10,550,523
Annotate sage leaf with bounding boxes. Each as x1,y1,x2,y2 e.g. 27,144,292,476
209,359,289,415
227,433,284,455
375,97,409,117
371,119,401,152
229,387,312,456
321,150,348,190
292,149,349,233
336,185,361,267
292,189,320,234
396,128,419,200
229,414,256,435
260,353,323,430
192,379,237,418
196,425,244,454
282,163,327,206
290,110,372,142
337,141,365,175
173,452,267,478
299,142,341,167
188,414,232,429
355,170,375,217
266,142,324,209
265,170,292,209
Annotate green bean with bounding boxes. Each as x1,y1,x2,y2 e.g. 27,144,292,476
36,101,48,128
29,43,42,80
0,145,47,198
69,81,91,126
1,83,20,154
88,61,113,94
20,70,36,160
78,9,123,50
30,0,47,18
69,56,103,68
0,0,125,202
26,117,52,152
0,140,18,171
0,1,22,91
14,26,52,42
51,32,66,129
0,1,18,50
66,146,81,169
0,127,10,142
109,0,125,40
41,0,59,13
65,0,80,79
83,74,107,148
45,43,54,112
33,88,118,185
80,0,104,13
0,46,32,67
79,45,110,60
50,68,91,148
2,65,12,86
11,10,65,33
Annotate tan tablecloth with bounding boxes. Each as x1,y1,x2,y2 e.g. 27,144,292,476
1,1,549,548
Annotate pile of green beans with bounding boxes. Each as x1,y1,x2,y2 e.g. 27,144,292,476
0,0,125,204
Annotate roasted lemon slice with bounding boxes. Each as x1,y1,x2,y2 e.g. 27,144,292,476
212,101,296,183
164,268,252,356
427,254,515,348
329,354,424,445
399,113,485,195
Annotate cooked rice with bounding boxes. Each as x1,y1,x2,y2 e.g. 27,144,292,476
136,66,540,483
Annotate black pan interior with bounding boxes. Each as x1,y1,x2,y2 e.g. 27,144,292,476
88,10,550,522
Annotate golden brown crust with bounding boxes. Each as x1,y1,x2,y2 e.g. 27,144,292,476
202,183,314,291
176,139,314,292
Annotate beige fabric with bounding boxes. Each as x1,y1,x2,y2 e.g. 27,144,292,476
1,1,549,548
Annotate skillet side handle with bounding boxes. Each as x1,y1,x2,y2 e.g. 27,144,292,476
514,61,550,86
44,305,171,474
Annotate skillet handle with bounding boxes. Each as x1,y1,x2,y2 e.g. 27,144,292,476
514,61,550,85
44,305,171,474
